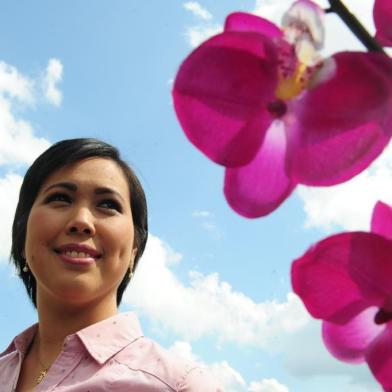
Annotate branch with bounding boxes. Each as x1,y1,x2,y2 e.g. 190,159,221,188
327,0,386,54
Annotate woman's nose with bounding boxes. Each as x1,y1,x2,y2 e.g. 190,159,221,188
65,207,96,237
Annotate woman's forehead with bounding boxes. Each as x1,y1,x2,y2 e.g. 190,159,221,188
40,158,130,196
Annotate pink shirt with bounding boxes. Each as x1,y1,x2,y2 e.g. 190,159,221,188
0,312,223,391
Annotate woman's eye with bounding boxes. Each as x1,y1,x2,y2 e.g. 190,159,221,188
44,192,71,204
98,199,122,212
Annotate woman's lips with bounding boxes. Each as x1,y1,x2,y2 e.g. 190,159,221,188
57,252,97,265
55,244,101,265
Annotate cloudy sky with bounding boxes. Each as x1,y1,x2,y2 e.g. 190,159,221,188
0,1,386,391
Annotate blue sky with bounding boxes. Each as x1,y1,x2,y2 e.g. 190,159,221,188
0,1,388,391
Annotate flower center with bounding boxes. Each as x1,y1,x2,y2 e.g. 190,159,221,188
267,100,287,117
276,60,310,100
374,308,392,325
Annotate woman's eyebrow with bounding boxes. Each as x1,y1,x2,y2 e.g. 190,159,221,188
42,182,125,202
94,187,125,202
43,182,77,193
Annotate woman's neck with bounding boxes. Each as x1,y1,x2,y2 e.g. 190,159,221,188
34,290,119,365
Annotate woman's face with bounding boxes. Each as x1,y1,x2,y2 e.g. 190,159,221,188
24,157,136,308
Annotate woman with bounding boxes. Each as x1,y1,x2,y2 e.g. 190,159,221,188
0,139,222,391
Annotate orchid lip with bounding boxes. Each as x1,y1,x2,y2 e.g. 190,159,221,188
55,243,102,259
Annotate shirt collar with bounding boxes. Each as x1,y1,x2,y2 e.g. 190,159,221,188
1,312,143,365
0,323,38,357
75,312,143,365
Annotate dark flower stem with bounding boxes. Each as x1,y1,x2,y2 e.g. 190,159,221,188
326,0,386,54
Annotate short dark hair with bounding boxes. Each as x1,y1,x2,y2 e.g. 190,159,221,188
11,138,148,307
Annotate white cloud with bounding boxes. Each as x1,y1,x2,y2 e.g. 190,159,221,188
43,58,63,106
297,143,392,232
343,383,381,392
253,0,291,26
0,62,34,103
210,361,248,392
169,340,198,361
0,173,23,261
282,319,380,390
201,221,223,239
192,210,223,239
169,341,247,392
126,235,381,389
169,341,247,391
164,242,183,265
0,97,50,165
192,210,213,218
248,379,289,392
185,24,222,47
181,0,221,47
0,58,62,262
183,1,212,21
0,59,55,166
126,234,309,345
169,340,289,392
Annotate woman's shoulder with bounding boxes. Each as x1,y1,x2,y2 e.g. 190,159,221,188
112,336,223,391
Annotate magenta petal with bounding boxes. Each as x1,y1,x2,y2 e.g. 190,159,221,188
366,325,392,390
374,0,392,47
322,307,383,364
173,31,278,167
292,232,391,322
224,121,295,218
371,201,392,240
224,12,282,38
290,52,392,186
346,233,392,301
292,232,368,322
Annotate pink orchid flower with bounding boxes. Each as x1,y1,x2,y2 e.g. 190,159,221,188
374,0,392,47
292,201,392,391
173,0,392,218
